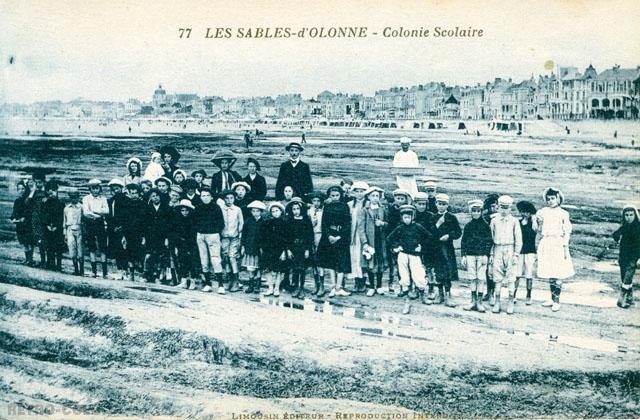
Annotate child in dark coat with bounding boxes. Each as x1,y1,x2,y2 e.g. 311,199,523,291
516,201,538,305
613,204,640,308
259,202,289,297
286,198,314,298
432,193,462,307
121,183,147,282
42,181,65,271
385,189,411,294
173,200,200,289
317,186,352,297
241,200,265,293
461,199,493,312
10,180,34,265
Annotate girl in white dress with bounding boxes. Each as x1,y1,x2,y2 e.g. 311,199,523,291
535,187,574,311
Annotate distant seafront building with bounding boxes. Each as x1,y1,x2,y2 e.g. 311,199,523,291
1,65,639,121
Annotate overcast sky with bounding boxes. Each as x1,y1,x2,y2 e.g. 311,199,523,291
2,0,640,103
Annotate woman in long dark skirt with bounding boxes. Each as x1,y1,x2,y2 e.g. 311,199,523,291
316,185,352,297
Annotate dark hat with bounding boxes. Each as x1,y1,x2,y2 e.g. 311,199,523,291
154,176,172,186
45,180,59,191
516,201,536,214
181,178,198,190
326,185,344,199
285,142,304,152
148,187,161,196
140,178,153,186
68,190,81,198
399,204,416,215
221,189,235,198
159,145,181,163
30,168,49,181
211,150,237,168
247,157,261,171
306,190,326,202
125,182,141,192
191,169,208,178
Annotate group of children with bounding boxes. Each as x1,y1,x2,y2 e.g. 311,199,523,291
9,142,639,314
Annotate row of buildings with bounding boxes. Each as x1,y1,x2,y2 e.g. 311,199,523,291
3,64,639,121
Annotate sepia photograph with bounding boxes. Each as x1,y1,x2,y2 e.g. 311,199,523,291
1,0,639,418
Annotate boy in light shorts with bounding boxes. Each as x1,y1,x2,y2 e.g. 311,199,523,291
461,199,493,312
218,189,244,292
516,201,538,305
489,195,522,314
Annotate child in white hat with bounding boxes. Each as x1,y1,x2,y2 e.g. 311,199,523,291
241,201,266,293
143,152,165,183
432,193,461,307
489,195,522,314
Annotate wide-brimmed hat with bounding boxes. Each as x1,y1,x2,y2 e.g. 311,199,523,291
154,176,172,186
170,185,183,194
306,190,326,202
126,157,142,168
286,197,306,211
285,142,304,152
247,200,266,211
516,201,536,214
268,202,285,213
351,181,370,191
108,178,125,188
364,186,384,197
159,145,181,163
542,187,564,205
400,137,412,144
181,178,198,190
191,169,208,178
176,199,195,210
247,157,261,171
173,169,187,180
211,150,237,168
87,178,102,187
231,181,251,193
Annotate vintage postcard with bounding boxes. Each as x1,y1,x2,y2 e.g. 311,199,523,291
1,0,639,418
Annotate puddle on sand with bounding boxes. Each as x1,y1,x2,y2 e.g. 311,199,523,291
125,286,178,295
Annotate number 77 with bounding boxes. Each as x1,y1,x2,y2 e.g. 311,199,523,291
178,28,192,38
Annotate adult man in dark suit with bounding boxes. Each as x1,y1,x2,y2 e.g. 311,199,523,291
275,142,313,201
210,149,242,198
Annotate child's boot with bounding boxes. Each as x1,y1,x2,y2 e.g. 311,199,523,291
178,277,188,289
312,273,320,295
434,285,445,304
617,288,628,308
297,272,306,299
129,267,135,282
542,283,554,307
626,288,634,307
170,268,178,286
216,273,226,294
402,298,410,315
507,293,515,314
552,284,561,312
72,258,79,275
476,296,486,313
316,274,326,297
245,274,255,293
201,273,213,292
91,261,98,278
492,289,501,313
444,289,457,308
102,262,108,279
78,259,84,277
463,292,477,311
427,284,435,301
229,273,241,292
525,278,533,305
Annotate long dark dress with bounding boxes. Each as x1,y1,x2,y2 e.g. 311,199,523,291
259,217,289,272
317,201,351,273
287,216,314,270
11,195,34,246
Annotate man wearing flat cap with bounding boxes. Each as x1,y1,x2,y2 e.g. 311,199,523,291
275,142,313,201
